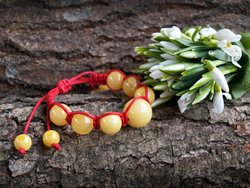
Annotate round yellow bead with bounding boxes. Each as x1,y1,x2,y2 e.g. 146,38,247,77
100,114,122,135
123,98,152,128
98,85,109,91
134,86,155,104
43,130,60,147
71,114,94,135
106,70,125,91
14,134,32,151
122,76,140,97
49,103,71,126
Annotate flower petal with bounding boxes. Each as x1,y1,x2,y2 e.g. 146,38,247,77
149,65,163,72
177,92,195,113
161,26,182,39
149,70,165,79
211,68,229,92
160,41,180,51
232,57,242,68
217,40,227,48
222,46,239,57
214,29,241,42
200,27,217,37
222,93,232,100
177,97,188,113
212,92,224,113
231,45,242,61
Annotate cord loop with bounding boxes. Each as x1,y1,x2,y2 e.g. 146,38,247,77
57,79,72,94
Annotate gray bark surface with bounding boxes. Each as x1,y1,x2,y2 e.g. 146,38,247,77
0,0,250,187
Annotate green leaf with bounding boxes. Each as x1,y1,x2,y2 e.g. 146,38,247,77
143,50,164,59
171,79,197,91
139,62,158,69
142,79,158,85
175,38,194,47
174,46,212,55
240,33,250,50
209,49,231,62
192,82,211,104
180,51,209,59
153,82,169,90
151,96,173,108
192,26,201,42
160,62,200,74
229,44,250,99
189,77,211,90
133,67,145,74
181,65,206,76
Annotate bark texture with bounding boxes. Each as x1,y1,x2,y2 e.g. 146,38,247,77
0,0,250,187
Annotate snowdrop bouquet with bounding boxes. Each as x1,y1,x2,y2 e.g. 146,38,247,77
135,26,250,113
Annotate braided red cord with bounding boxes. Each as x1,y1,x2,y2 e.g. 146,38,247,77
22,70,150,139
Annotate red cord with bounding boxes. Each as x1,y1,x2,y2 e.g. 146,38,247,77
22,70,150,136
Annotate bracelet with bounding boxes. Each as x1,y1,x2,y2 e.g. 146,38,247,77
14,70,155,154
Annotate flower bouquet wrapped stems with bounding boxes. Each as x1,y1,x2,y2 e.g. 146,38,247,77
135,26,250,113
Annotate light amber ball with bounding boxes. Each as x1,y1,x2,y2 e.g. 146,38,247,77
100,114,122,135
106,70,125,91
122,76,140,97
14,134,32,151
98,85,109,91
49,104,71,126
123,98,152,128
134,86,155,104
43,130,60,147
71,114,94,135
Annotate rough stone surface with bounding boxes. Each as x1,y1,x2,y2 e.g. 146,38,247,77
0,0,250,187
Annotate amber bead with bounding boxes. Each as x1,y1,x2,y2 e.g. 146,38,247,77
43,130,60,147
123,98,152,128
122,76,140,97
134,86,155,104
49,104,71,126
71,114,94,135
106,70,125,91
100,114,122,135
14,134,32,151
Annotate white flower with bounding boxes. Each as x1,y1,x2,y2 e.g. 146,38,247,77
161,26,182,39
210,67,229,92
200,27,217,38
214,29,242,68
217,41,242,68
214,29,241,42
149,70,165,80
212,91,232,113
160,41,180,51
177,92,196,113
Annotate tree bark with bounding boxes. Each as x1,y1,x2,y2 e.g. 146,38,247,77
0,0,250,187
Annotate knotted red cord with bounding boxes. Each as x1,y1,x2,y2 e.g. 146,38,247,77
22,71,107,134
20,70,150,154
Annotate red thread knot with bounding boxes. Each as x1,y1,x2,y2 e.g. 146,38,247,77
89,73,107,87
121,113,129,127
92,116,100,129
57,79,72,94
52,143,61,151
18,148,26,154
